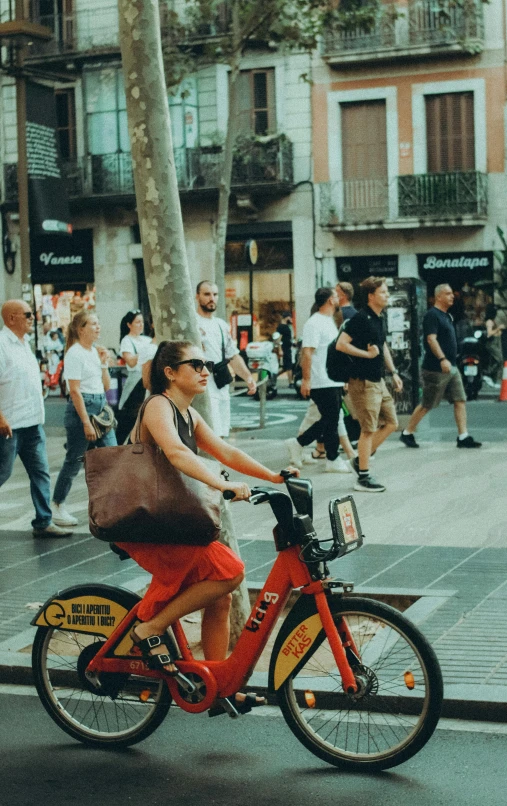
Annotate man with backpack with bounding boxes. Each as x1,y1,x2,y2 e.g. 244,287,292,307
336,276,402,492
285,287,349,473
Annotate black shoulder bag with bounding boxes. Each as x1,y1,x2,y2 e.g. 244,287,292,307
213,323,234,389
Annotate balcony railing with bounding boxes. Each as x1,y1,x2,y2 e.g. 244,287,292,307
3,139,293,202
319,172,487,227
397,171,488,218
1,1,231,60
322,0,484,62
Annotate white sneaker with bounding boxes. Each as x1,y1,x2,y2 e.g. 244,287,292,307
285,437,304,468
324,457,352,473
52,503,78,527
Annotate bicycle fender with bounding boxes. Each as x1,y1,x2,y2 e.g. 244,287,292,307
268,593,342,692
30,583,140,639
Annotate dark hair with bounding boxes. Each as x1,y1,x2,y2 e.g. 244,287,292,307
150,340,194,395
120,309,142,342
196,280,215,295
359,276,386,305
314,287,334,310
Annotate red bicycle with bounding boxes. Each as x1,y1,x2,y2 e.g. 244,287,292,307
31,477,443,771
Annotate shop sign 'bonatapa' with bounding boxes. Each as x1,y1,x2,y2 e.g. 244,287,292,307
418,251,494,291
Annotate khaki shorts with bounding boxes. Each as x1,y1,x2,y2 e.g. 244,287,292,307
346,378,398,433
421,368,466,410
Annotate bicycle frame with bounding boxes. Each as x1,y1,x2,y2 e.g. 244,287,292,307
86,544,359,713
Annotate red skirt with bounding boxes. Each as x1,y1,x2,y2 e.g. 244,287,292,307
116,540,245,622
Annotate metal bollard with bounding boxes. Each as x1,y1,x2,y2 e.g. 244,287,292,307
258,377,267,429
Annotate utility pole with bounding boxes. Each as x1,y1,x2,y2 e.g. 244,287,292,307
14,0,31,299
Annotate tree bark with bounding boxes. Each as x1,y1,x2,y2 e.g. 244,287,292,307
213,1,242,320
117,0,250,642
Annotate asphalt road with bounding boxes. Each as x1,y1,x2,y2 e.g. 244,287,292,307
4,686,507,806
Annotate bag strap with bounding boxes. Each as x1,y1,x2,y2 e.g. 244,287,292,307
219,321,226,362
134,394,178,444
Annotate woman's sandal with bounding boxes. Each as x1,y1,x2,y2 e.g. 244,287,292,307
208,692,267,718
130,627,178,675
311,449,326,459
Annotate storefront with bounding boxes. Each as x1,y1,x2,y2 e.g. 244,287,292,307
30,229,95,348
335,255,399,287
417,251,494,327
225,222,294,347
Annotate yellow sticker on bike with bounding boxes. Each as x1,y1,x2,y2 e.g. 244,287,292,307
273,613,323,690
33,595,128,637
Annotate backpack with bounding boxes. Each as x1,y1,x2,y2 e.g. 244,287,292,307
326,320,355,383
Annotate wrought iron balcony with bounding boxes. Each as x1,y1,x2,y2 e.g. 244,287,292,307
322,0,484,64
397,171,488,219
319,172,488,228
2,139,293,203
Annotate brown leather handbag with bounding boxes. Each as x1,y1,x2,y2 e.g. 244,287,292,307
84,396,221,545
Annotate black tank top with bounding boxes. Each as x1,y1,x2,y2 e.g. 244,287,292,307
168,399,197,455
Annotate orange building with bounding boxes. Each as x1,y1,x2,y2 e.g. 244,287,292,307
313,0,506,322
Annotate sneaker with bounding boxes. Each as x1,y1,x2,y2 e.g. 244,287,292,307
325,457,352,473
285,437,304,468
349,456,360,476
33,522,73,538
353,475,386,493
400,432,419,448
456,435,482,448
52,503,78,527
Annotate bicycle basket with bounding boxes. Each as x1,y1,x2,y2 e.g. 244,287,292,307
328,495,364,558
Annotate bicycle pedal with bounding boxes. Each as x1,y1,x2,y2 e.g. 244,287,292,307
175,672,197,694
208,697,240,719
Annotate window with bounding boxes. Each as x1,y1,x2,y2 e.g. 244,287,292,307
340,100,388,220
425,92,475,173
237,69,276,136
55,88,76,160
85,68,129,155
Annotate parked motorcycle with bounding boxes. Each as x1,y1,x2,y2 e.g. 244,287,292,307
40,350,66,400
246,331,281,400
457,327,487,401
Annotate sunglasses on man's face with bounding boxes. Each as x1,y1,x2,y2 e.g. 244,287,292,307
173,359,214,374
22,311,34,319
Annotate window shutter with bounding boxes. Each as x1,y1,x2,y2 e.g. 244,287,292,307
235,71,252,135
426,92,474,173
341,100,387,179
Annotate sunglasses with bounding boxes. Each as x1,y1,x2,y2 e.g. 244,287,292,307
129,309,141,316
22,311,34,319
173,359,214,373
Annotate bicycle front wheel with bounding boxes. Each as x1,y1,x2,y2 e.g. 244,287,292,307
277,596,443,771
32,627,171,748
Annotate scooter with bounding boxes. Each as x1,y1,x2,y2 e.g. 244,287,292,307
40,350,66,400
246,331,281,400
457,327,487,401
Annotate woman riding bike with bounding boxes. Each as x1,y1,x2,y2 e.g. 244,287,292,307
116,339,299,714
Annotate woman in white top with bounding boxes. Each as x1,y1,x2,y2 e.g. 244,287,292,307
116,309,157,445
52,310,117,528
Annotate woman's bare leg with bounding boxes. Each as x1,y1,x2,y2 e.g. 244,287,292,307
134,574,244,671
201,593,233,660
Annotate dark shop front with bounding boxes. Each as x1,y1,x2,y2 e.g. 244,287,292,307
417,251,494,326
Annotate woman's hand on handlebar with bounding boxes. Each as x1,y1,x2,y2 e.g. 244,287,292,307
271,465,300,483
222,481,251,501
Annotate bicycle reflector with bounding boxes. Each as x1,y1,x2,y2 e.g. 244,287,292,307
328,495,364,558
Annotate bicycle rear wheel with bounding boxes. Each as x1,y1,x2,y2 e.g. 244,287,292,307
277,596,443,771
32,627,171,748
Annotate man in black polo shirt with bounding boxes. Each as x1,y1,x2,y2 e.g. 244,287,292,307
337,276,403,492
401,283,481,449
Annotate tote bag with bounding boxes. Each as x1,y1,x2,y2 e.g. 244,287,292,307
84,396,221,545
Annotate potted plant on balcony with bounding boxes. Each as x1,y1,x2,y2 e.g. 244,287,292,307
200,130,225,154
232,132,290,183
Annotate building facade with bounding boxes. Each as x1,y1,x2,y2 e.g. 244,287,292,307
313,0,507,326
0,0,316,347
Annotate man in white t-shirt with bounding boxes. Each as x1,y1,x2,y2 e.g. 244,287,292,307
285,288,346,473
196,281,256,437
0,300,72,538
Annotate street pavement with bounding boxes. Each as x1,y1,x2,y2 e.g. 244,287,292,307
3,685,507,806
2,388,507,720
